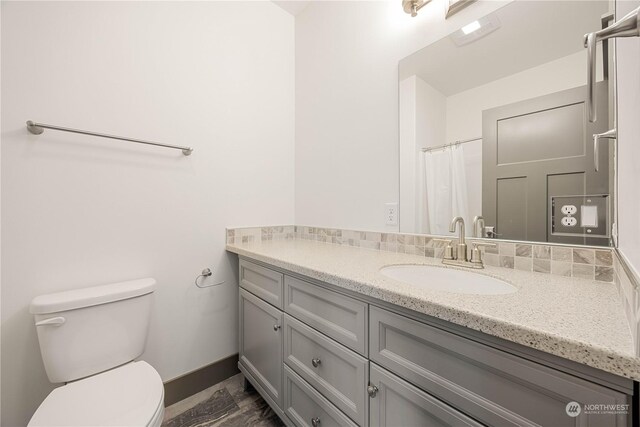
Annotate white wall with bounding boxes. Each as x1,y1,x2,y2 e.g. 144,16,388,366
0,2,294,425
295,0,510,231
399,77,418,232
399,76,447,233
616,0,640,276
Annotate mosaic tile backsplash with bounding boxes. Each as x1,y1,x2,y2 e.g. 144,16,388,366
226,225,617,283
614,254,640,354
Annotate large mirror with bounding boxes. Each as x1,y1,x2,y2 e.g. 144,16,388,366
399,0,616,247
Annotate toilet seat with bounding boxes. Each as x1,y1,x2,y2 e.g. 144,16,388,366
28,361,164,427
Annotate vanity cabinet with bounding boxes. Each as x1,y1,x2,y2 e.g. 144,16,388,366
369,306,631,427
238,287,284,410
237,257,635,427
369,363,483,427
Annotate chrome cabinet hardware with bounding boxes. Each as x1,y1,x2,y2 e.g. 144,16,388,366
593,129,617,171
311,417,321,427
273,324,281,331
584,7,640,122
367,384,379,398
311,358,321,368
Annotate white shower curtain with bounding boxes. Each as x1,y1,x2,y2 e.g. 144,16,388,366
420,145,470,235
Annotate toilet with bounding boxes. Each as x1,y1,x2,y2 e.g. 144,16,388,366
28,278,164,427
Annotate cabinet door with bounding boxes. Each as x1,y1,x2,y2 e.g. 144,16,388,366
239,288,284,408
369,364,483,427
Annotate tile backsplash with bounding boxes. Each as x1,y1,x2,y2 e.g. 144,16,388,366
614,253,640,354
226,225,617,283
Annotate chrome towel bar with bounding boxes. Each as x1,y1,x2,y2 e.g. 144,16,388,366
26,120,193,156
584,7,640,123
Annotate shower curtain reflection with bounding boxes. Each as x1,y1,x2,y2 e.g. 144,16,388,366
421,145,470,235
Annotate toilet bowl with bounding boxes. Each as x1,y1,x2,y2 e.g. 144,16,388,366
28,361,164,427
28,278,164,426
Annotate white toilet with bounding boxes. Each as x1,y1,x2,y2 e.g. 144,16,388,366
28,278,165,427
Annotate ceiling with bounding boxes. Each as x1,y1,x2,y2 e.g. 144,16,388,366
399,1,610,96
273,1,311,16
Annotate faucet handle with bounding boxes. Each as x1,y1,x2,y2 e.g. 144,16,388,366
433,239,455,260
470,241,496,266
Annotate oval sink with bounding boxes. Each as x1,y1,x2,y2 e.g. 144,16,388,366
379,265,517,295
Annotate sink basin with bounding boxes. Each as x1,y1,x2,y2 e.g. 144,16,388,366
379,265,517,295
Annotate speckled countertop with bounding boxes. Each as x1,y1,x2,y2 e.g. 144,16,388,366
226,239,640,381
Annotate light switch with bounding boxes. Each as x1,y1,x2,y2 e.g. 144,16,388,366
581,205,598,227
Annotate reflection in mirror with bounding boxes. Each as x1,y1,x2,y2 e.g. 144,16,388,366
398,0,615,247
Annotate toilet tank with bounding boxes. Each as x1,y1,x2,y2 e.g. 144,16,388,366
30,278,156,383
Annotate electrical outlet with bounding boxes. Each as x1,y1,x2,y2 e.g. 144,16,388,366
561,205,577,215
385,203,398,225
561,216,577,227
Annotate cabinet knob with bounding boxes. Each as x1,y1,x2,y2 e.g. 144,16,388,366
367,384,379,398
311,358,321,368
311,417,321,427
273,324,281,331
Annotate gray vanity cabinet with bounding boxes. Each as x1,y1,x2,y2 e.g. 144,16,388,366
239,288,284,409
240,259,284,309
369,306,631,427
369,364,483,427
237,257,635,427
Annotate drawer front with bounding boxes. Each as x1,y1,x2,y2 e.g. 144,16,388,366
284,314,368,425
370,363,483,427
239,289,284,409
284,276,367,355
284,365,358,427
370,306,630,427
240,259,284,309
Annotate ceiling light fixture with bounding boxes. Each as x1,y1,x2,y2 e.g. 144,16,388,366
461,20,481,35
450,15,501,47
402,0,432,18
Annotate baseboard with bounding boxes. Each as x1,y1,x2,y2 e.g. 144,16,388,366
163,354,240,407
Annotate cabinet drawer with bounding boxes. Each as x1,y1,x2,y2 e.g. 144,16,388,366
284,314,368,425
370,306,630,427
284,276,367,355
370,363,483,427
239,289,284,409
240,259,284,309
284,365,358,427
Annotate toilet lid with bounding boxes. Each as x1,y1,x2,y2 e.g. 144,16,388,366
29,361,164,427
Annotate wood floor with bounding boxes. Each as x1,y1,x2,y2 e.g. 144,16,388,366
162,373,285,427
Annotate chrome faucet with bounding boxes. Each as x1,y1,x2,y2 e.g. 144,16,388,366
472,215,485,238
449,216,467,262
435,216,496,269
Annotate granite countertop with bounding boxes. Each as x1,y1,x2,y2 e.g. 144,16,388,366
226,239,640,381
